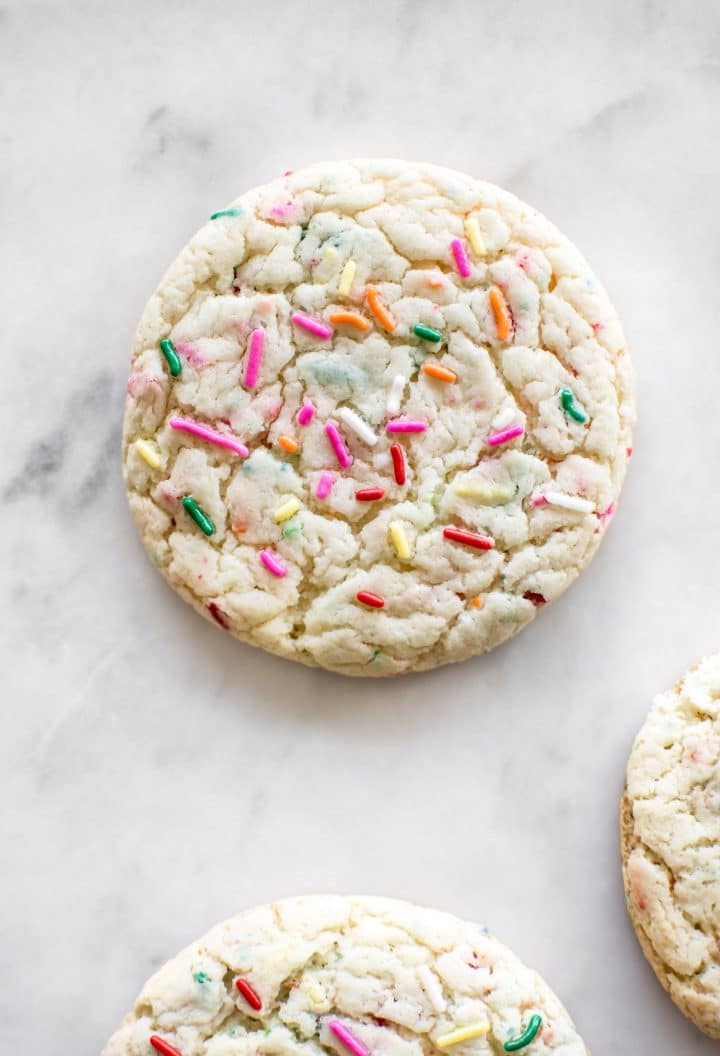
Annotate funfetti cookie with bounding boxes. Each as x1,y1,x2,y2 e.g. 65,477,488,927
101,894,588,1055
622,653,720,1038
123,159,635,676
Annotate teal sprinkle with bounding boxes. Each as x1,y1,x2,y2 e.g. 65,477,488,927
210,208,242,220
413,323,442,343
370,649,382,662
560,387,588,424
282,520,303,538
194,971,209,984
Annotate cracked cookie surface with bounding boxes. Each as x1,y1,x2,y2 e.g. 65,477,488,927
101,894,588,1055
123,159,635,676
622,653,720,1038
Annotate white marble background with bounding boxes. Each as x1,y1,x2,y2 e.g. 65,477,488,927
2,1,720,1052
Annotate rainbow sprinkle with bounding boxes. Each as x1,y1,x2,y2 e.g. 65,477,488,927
465,217,485,256
437,1022,490,1049
291,311,333,339
338,407,378,447
355,487,385,501
366,286,396,331
504,1015,543,1052
328,1020,370,1056
389,520,411,560
170,417,249,458
278,435,299,453
422,362,456,383
387,418,427,433
274,498,301,523
338,259,357,297
325,421,353,468
535,490,594,513
443,526,495,550
159,338,182,377
259,549,287,577
210,208,242,220
235,976,262,1010
244,328,265,390
315,471,334,499
135,438,163,469
150,1037,183,1056
450,237,471,278
454,479,514,504
560,387,588,423
413,323,442,342
417,965,446,1013
182,496,214,536
487,424,524,447
390,442,406,485
297,401,316,426
357,590,384,609
386,374,406,414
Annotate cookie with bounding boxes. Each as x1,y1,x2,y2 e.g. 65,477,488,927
101,894,588,1055
622,653,720,1038
123,159,635,676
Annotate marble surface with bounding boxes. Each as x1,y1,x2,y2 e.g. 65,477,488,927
3,1,720,1052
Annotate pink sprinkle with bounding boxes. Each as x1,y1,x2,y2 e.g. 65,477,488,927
244,328,265,389
487,424,524,446
291,311,333,340
530,494,547,507
451,237,471,278
328,1020,370,1056
386,418,428,434
174,340,204,368
315,471,334,499
297,401,316,426
259,549,287,578
597,502,616,523
169,418,249,458
325,421,353,468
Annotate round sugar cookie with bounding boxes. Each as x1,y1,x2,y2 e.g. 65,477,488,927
622,653,720,1038
123,159,635,676
101,894,588,1055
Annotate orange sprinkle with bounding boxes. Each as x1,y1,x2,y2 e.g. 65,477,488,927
278,435,299,453
489,285,511,341
425,272,445,289
328,310,370,331
471,596,484,608
422,362,457,384
366,286,396,332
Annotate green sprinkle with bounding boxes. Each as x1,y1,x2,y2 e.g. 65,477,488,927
159,338,182,378
560,387,587,423
182,496,215,536
282,520,303,538
194,971,209,984
210,208,242,220
299,223,309,241
413,323,442,343
504,1014,543,1052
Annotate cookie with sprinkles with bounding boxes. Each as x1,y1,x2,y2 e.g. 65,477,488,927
100,894,589,1055
123,159,635,676
622,653,720,1039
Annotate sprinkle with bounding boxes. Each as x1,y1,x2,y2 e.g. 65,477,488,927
328,1019,370,1056
325,421,353,468
338,259,357,298
274,498,302,523
181,496,214,536
259,549,287,577
504,1015,543,1052
390,443,406,485
159,338,182,377
235,976,263,1010
437,1022,490,1049
135,438,163,469
417,964,446,1013
450,237,471,278
282,520,303,538
210,207,242,220
297,401,316,426
471,596,483,608
523,591,546,606
413,323,442,342
560,387,588,423
465,217,486,256
425,271,445,289
387,418,427,433
244,328,265,389
489,285,512,341
169,417,249,458
328,310,369,331
194,971,209,983
386,375,406,415
443,526,495,550
150,1037,183,1056
324,245,338,262
291,311,333,339
207,602,230,630
278,435,299,453
355,487,385,501
536,490,595,513
338,407,378,446
422,362,456,383
389,520,411,560
366,286,396,331
357,590,384,608
453,479,514,504
492,406,518,431
315,471,334,499
487,424,524,447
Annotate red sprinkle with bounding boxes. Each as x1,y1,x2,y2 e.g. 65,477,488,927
150,1038,183,1056
443,527,495,550
390,443,406,485
355,487,385,501
235,977,263,1010
523,591,547,606
357,590,385,608
207,602,230,631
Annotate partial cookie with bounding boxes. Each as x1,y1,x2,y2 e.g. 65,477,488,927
622,653,720,1038
102,894,588,1055
123,159,635,676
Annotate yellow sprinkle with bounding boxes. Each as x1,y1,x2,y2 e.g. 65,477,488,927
436,1022,490,1048
303,981,326,1005
274,498,301,523
453,479,514,505
338,259,356,298
389,520,411,560
135,438,163,469
324,245,338,262
465,217,486,257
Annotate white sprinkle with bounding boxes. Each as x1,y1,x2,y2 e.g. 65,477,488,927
491,406,520,431
417,965,446,1013
338,407,378,447
386,374,406,415
542,490,595,513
